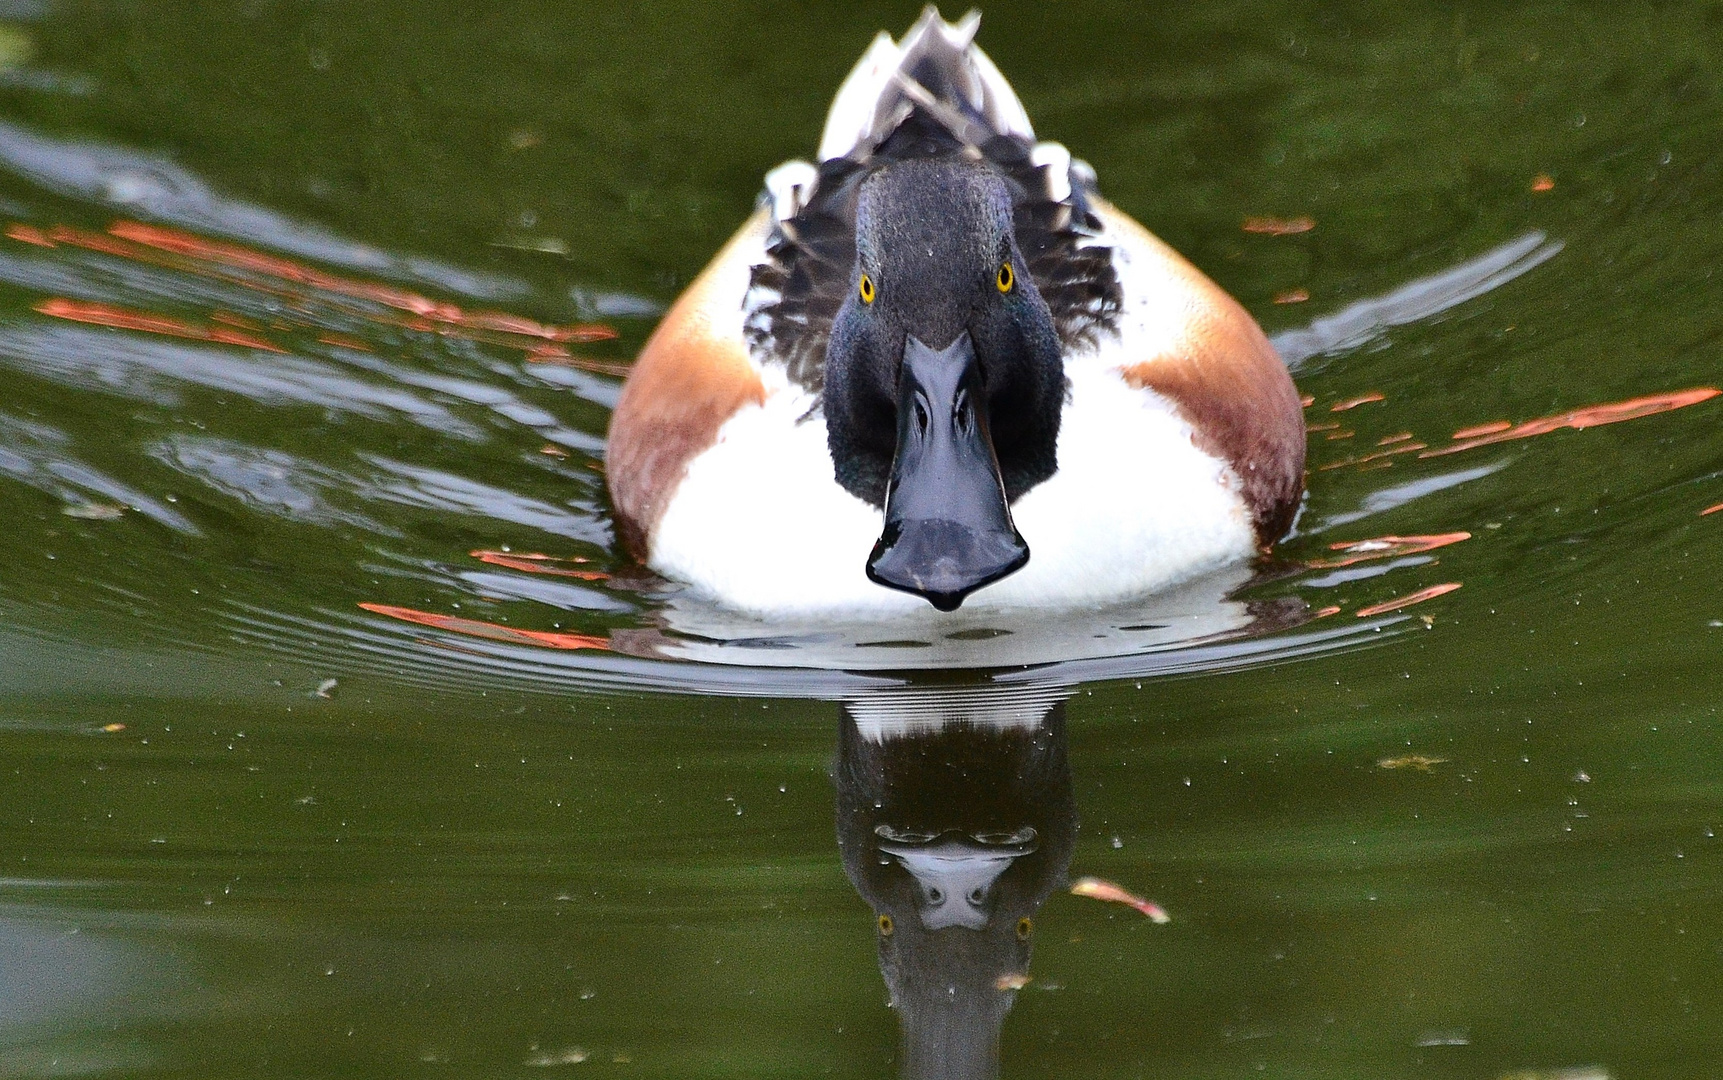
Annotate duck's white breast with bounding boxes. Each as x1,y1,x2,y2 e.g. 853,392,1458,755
649,350,1254,619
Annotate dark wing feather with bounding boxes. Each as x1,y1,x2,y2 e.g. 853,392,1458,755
744,157,864,396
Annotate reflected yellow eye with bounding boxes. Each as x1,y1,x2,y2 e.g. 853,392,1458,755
878,914,894,937
996,262,1014,293
859,274,876,304
1016,917,1033,940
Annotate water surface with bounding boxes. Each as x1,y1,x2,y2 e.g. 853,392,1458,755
3,3,1723,1077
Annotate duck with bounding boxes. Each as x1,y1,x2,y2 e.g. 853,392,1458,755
606,7,1304,617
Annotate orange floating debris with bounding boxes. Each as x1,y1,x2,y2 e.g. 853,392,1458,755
1300,394,1315,408
21,218,622,360
994,973,1031,991
1377,432,1415,446
1421,388,1720,458
539,443,569,458
100,723,126,733
358,603,610,651
106,219,617,344
1273,288,1310,304
44,223,150,261
1452,420,1513,439
5,222,54,247
1306,532,1470,569
34,298,285,352
1355,582,1462,617
1242,215,1316,235
1317,441,1428,470
1324,429,1355,440
1070,876,1170,923
209,310,267,331
36,297,200,336
469,550,608,581
1702,503,1723,517
1331,392,1385,412
21,214,639,373
1531,174,1555,192
316,332,373,352
1313,605,1342,618
207,327,284,350
524,351,633,377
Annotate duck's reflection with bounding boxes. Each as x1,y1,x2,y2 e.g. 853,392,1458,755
835,686,1075,1080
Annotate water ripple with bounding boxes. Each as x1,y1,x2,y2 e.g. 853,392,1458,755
0,412,199,533
0,321,486,435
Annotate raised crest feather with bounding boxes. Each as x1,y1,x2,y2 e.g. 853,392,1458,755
816,7,1033,162
744,7,1120,397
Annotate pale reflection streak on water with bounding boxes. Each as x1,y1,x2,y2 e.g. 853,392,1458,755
0,323,487,435
1270,232,1565,374
0,118,528,301
0,412,200,533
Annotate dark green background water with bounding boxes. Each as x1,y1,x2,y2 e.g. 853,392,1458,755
2,2,1722,1077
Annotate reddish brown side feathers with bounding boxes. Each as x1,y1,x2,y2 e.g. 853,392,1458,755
606,211,768,557
1099,201,1306,545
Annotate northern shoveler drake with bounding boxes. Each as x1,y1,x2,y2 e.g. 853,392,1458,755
606,7,1304,617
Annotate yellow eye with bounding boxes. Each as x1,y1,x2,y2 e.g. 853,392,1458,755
996,262,1014,293
859,274,875,304
878,914,894,937
1016,917,1033,940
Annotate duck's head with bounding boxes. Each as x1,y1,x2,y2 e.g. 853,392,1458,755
824,158,1064,611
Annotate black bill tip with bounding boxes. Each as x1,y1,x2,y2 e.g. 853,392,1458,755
867,518,1030,612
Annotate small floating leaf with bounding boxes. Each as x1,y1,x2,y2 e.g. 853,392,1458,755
1242,215,1315,235
1355,582,1462,617
1453,420,1513,439
359,603,609,651
1070,876,1170,923
1307,533,1470,569
470,550,608,581
1422,388,1719,458
1331,392,1385,412
1379,755,1447,771
523,1047,588,1067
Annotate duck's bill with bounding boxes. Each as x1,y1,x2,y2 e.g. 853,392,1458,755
866,332,1029,611
876,834,1032,931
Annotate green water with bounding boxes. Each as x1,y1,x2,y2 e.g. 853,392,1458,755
2,2,1723,1077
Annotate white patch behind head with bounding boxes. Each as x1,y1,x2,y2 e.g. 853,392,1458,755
1029,141,1072,203
763,159,819,222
